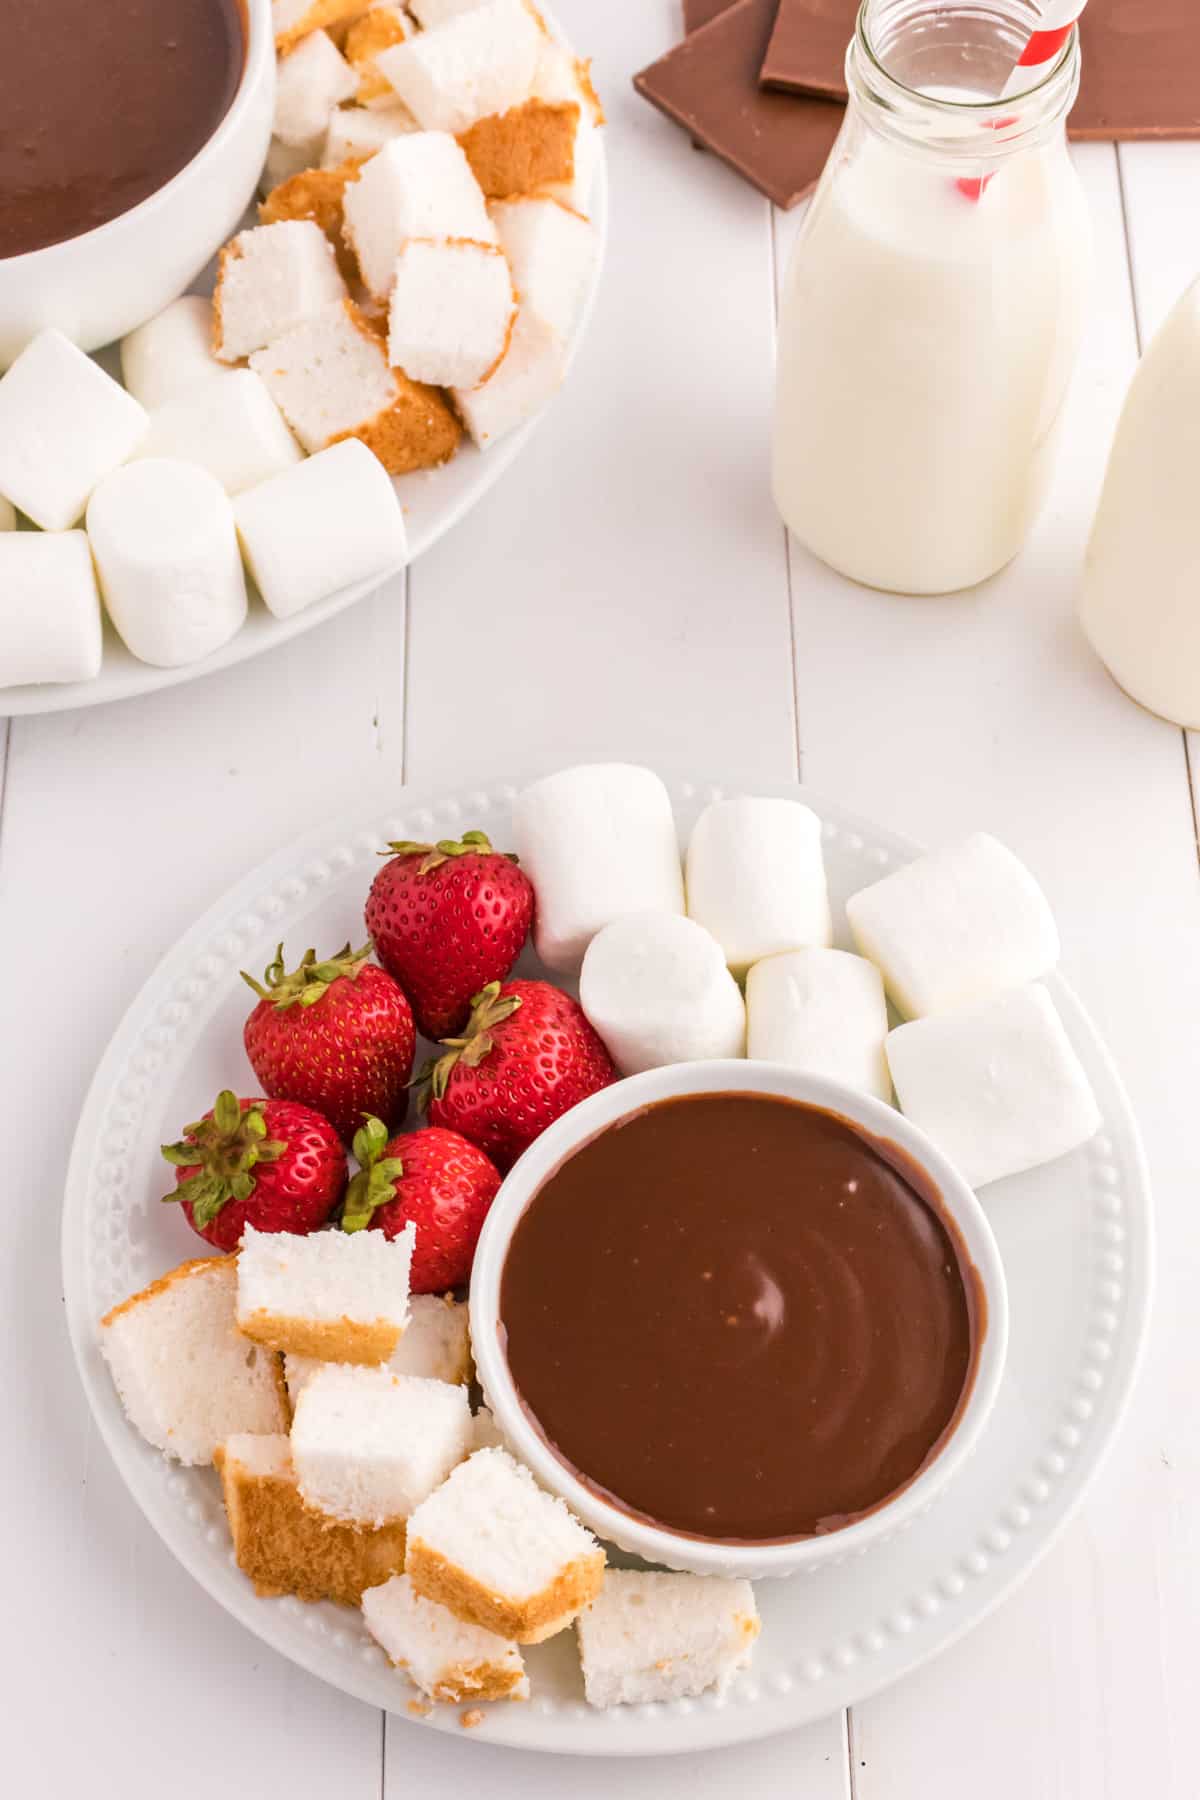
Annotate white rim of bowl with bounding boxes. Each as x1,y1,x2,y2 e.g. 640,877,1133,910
0,0,272,273
469,1060,1011,1576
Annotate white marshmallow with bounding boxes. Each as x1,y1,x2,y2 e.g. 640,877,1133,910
262,133,322,194
846,832,1060,1020
489,197,597,344
580,913,745,1075
342,133,495,299
321,105,418,168
87,459,248,668
886,984,1101,1189
452,307,564,448
0,532,102,685
375,0,542,135
274,30,359,147
0,330,148,532
387,238,514,387
512,764,685,975
137,370,303,496
685,796,832,975
746,948,890,1102
234,438,408,620
119,297,233,411
0,495,15,531
213,221,347,362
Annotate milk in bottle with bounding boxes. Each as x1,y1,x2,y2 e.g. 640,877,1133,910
773,0,1091,595
1079,278,1200,727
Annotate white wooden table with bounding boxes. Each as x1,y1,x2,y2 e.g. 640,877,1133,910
4,4,1198,1793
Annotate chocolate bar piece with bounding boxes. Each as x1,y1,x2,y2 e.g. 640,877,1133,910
760,0,855,101
682,0,735,30
750,0,1200,141
635,0,844,209
1071,5,1200,140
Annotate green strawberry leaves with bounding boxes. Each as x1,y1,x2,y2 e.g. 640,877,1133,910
160,1090,286,1227
343,1114,405,1232
240,941,373,1010
379,828,519,876
412,981,524,1110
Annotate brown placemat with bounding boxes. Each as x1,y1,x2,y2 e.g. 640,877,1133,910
760,0,855,100
749,0,1200,140
636,0,844,209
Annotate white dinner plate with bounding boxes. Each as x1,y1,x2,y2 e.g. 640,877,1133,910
0,21,606,720
62,768,1152,1756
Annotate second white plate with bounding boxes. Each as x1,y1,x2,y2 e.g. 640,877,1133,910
0,23,606,719
62,769,1152,1755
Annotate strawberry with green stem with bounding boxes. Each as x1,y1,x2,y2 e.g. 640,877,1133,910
343,1116,501,1292
161,1089,346,1252
416,978,616,1172
365,829,534,1041
241,940,415,1142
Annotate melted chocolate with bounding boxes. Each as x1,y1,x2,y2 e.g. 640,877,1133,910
500,1093,982,1542
0,0,244,259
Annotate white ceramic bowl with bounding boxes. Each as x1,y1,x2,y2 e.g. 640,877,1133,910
0,0,274,366
470,1059,1010,1580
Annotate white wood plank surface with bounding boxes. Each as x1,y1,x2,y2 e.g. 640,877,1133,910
2,3,1197,1795
775,142,1200,1800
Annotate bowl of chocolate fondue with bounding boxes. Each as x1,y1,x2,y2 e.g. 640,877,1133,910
0,0,273,365
471,1060,1009,1579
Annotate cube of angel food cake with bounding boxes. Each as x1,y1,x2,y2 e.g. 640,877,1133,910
577,1571,760,1708
249,299,461,472
341,133,495,299
291,1364,474,1525
212,220,347,362
375,1,544,136
273,30,359,148
272,0,374,56
453,307,565,449
344,5,411,106
284,1292,472,1402
387,238,515,388
215,1434,407,1605
99,1258,288,1466
457,99,582,201
322,104,418,169
262,133,323,197
529,38,604,211
363,1574,529,1703
259,163,363,283
236,1221,414,1361
406,1447,605,1643
489,196,597,343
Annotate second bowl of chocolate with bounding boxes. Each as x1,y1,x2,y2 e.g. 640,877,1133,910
470,1061,1009,1579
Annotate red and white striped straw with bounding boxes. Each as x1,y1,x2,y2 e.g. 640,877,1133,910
1000,0,1087,98
957,1,1086,199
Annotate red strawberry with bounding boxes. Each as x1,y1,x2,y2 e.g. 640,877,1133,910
417,979,616,1172
365,829,534,1041
343,1117,502,1291
161,1089,346,1251
241,941,415,1142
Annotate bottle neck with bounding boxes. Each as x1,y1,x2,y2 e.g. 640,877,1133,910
847,0,1080,164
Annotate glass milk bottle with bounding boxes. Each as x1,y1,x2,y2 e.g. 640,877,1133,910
1079,277,1200,726
772,0,1091,595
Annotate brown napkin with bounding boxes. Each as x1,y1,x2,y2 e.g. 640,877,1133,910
635,0,844,209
